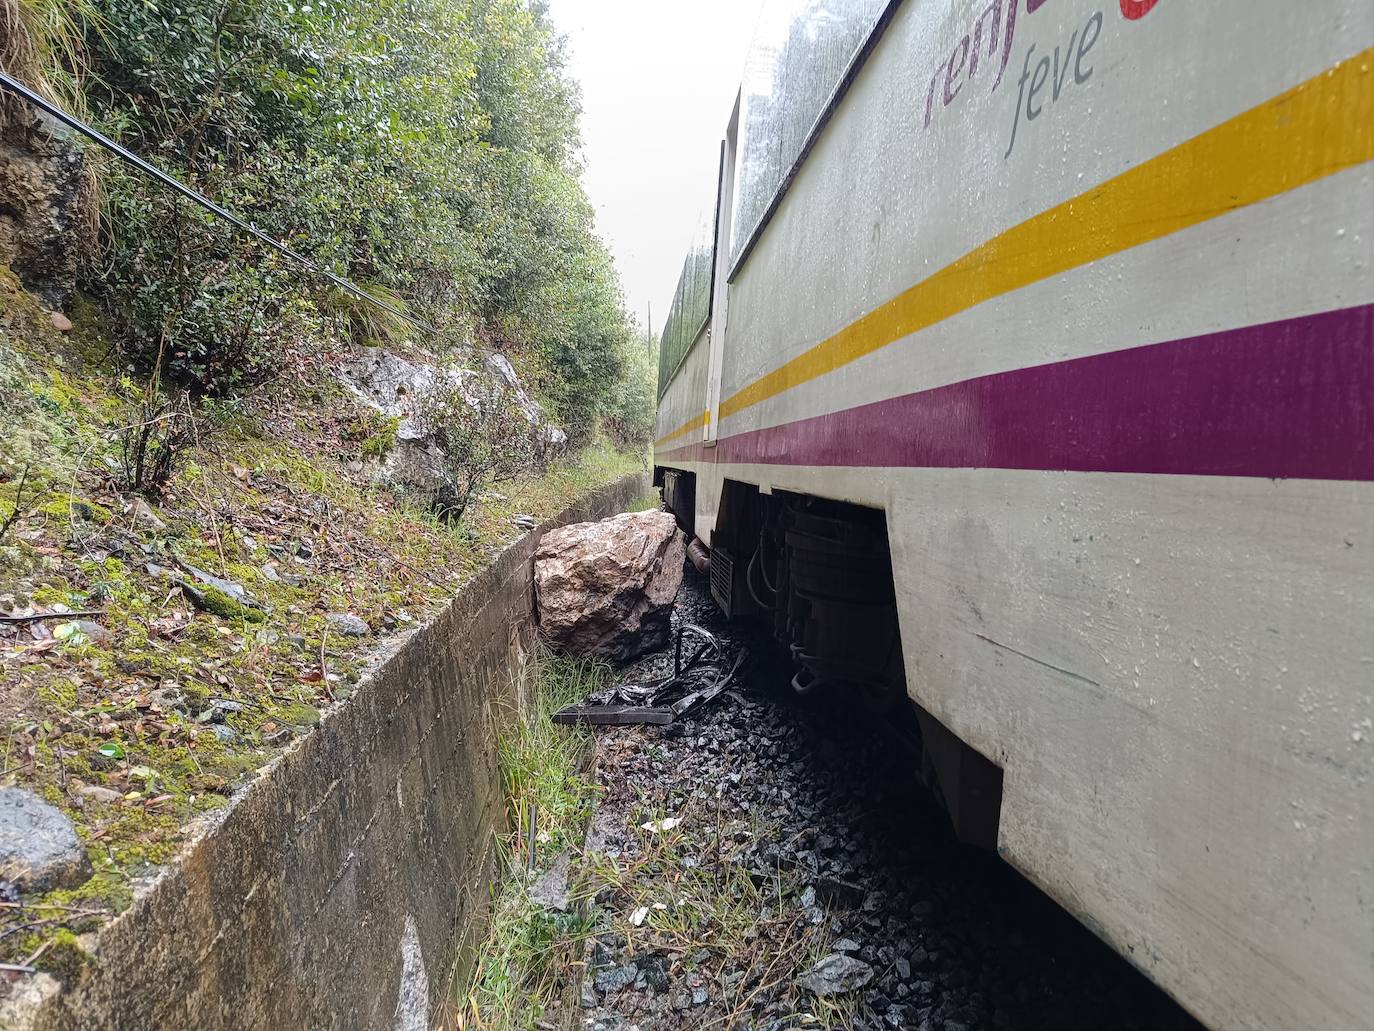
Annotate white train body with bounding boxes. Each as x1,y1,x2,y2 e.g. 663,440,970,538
653,1,1374,1028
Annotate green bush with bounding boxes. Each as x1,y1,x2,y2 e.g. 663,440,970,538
103,170,325,393
67,0,646,421
423,370,545,523
603,333,657,451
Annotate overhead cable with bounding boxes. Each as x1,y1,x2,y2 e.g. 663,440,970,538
0,70,435,335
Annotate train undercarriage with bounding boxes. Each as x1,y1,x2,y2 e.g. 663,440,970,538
660,469,1003,851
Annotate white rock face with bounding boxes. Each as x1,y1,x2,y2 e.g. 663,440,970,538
337,347,566,511
535,510,685,661
484,352,567,448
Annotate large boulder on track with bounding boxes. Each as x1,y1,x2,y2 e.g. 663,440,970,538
535,510,685,661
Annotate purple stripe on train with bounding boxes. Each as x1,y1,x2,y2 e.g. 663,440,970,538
661,303,1374,481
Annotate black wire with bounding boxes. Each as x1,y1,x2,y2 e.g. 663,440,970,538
0,70,436,335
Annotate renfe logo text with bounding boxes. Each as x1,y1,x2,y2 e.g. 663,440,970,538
922,0,1161,140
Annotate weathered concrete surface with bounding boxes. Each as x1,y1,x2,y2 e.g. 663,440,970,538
19,473,649,1031
535,509,685,661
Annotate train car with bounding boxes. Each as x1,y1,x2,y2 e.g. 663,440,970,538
652,1,1374,1028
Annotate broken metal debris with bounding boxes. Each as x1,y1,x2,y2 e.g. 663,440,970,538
553,623,747,728
552,704,674,726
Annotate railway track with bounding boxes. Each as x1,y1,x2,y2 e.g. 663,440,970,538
575,570,1202,1031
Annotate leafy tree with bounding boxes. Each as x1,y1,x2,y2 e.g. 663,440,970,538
60,0,652,445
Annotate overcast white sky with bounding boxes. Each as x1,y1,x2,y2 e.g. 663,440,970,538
546,0,767,335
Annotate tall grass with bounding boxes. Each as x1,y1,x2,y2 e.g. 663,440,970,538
496,649,607,862
323,283,416,351
0,0,102,124
0,0,106,256
455,647,610,1029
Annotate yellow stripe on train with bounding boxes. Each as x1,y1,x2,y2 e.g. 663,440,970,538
717,47,1374,422
654,409,709,449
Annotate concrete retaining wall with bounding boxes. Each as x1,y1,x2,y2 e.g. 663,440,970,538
27,473,650,1031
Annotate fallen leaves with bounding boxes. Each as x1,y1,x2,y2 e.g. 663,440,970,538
1,347,644,973
148,613,191,639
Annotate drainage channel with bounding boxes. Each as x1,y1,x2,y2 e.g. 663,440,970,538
568,568,1203,1031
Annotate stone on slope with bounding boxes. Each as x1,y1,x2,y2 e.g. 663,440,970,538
535,510,685,662
0,787,91,892
796,953,875,996
529,851,571,912
327,612,372,637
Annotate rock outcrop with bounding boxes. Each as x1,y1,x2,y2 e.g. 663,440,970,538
338,347,566,512
0,111,88,308
535,510,685,662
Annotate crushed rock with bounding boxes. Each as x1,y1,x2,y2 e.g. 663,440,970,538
566,570,1203,1031
797,953,875,996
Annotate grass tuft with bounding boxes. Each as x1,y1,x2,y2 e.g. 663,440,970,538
498,650,608,861
624,489,663,513
0,0,103,125
457,648,610,1029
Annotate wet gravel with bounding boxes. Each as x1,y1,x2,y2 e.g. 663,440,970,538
577,569,1204,1030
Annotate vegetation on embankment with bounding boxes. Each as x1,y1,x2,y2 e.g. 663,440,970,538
5,0,654,447
48,0,647,444
452,649,607,1028
0,266,646,977
1,0,658,986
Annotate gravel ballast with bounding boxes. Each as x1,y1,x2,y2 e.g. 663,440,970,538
571,570,1203,1031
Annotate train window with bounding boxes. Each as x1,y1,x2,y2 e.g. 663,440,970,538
657,197,717,397
731,0,890,267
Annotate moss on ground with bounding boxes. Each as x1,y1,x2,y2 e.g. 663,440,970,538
343,412,401,460
191,585,267,623
34,929,92,984
0,270,646,972
37,497,113,525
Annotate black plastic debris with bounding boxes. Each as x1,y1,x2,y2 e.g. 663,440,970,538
553,624,747,727
552,704,674,726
